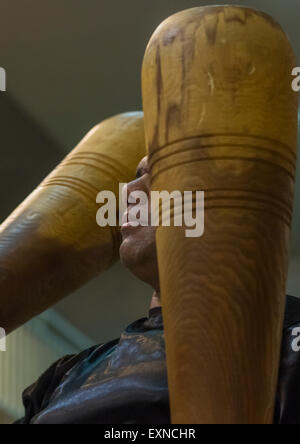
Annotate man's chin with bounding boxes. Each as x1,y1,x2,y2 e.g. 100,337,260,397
119,234,146,271
119,236,135,268
119,235,159,289
119,224,142,262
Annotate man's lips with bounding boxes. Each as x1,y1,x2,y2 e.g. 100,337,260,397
120,204,150,236
121,208,140,227
121,209,138,228
120,221,140,237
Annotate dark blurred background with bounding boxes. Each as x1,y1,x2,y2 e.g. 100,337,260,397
0,0,299,421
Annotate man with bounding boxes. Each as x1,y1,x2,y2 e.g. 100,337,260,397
17,156,300,424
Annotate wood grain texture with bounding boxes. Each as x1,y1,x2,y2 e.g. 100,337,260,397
142,6,298,423
0,112,145,334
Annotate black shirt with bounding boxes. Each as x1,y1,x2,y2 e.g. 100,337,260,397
17,296,300,424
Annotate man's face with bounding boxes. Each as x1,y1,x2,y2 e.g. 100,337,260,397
119,156,160,291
